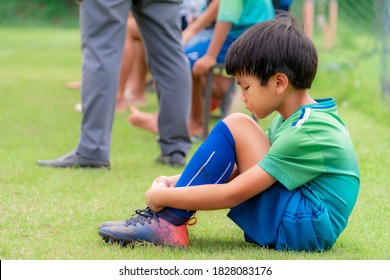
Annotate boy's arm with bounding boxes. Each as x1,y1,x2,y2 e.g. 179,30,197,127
192,20,232,76
182,0,220,45
145,164,276,212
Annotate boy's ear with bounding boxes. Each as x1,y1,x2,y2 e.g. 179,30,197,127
274,73,289,94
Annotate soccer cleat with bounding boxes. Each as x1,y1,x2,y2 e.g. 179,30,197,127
98,208,189,248
98,220,127,229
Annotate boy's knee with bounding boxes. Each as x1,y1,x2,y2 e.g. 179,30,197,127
223,113,255,126
223,113,262,138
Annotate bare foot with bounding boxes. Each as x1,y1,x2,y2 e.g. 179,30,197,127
124,88,148,106
128,106,158,134
129,106,204,138
188,119,203,138
127,97,147,106
66,80,81,90
116,99,128,112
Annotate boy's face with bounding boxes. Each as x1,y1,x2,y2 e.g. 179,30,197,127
235,74,282,119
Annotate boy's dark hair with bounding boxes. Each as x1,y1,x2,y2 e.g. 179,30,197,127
225,15,318,90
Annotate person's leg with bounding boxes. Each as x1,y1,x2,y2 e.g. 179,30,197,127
188,72,204,137
78,0,130,161
185,30,213,136
116,13,135,112
185,30,218,137
327,0,338,49
127,30,212,133
132,0,192,165
125,20,148,104
187,32,237,137
189,73,234,137
303,0,315,40
227,84,244,115
36,0,130,168
212,76,233,101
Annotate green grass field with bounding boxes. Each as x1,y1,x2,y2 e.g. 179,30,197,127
0,27,389,260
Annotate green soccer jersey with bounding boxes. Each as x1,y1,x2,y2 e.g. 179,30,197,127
259,98,360,237
217,0,275,38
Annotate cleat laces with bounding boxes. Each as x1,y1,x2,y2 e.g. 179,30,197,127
125,207,159,226
185,215,198,226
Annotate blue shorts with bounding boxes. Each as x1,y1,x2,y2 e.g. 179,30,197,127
185,29,237,69
228,183,336,251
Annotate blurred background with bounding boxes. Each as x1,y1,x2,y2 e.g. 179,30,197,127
290,0,390,101
0,0,389,103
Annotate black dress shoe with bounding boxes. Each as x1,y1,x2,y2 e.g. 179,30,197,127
36,151,110,169
155,151,186,167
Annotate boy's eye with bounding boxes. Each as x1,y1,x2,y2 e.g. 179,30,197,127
243,86,250,91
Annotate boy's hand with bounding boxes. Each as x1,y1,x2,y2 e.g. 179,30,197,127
193,54,216,76
153,176,173,188
145,176,173,212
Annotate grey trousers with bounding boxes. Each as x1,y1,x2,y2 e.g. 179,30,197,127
77,0,192,161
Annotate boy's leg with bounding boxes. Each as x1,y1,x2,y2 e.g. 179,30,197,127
159,118,238,223
97,118,238,246
161,113,270,222
98,113,271,246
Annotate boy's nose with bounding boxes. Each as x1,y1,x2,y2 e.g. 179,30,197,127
240,92,247,103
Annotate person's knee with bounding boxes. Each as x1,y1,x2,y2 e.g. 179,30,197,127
223,113,259,135
223,112,253,125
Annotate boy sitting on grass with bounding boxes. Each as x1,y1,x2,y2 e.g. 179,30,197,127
98,15,360,251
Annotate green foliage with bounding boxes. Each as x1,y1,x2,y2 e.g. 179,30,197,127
0,0,79,27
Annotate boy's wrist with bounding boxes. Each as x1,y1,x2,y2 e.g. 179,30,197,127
203,54,217,65
204,53,216,60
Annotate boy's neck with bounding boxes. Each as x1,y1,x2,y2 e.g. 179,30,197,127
278,90,316,120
